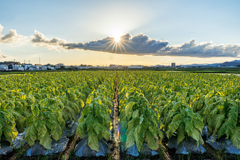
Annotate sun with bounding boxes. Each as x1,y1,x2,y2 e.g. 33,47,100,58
114,35,121,42
105,28,131,53
110,28,123,42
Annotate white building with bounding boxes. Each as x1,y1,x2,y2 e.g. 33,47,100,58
28,65,40,71
0,64,8,71
55,63,64,69
171,63,176,68
13,65,24,71
39,66,47,70
127,65,143,69
23,64,33,70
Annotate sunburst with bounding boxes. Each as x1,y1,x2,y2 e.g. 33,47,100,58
105,29,134,53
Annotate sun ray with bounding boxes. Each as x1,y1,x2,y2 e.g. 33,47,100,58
104,29,136,54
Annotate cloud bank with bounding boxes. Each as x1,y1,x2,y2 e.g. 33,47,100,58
0,24,25,59
31,31,168,53
0,51,8,59
0,24,23,43
31,30,240,58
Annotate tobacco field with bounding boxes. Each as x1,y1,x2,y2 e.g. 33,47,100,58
0,71,240,160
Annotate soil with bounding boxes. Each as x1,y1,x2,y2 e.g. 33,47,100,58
111,71,121,160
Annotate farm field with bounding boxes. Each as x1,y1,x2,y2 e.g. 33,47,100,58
1,71,240,160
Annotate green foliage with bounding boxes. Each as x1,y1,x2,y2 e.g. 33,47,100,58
119,87,163,152
118,71,240,149
76,77,114,152
0,71,113,149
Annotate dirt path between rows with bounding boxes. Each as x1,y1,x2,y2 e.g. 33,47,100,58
112,72,120,160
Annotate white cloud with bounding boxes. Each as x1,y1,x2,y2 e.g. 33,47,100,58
160,39,240,57
32,30,168,54
0,50,8,59
0,24,24,43
31,30,240,58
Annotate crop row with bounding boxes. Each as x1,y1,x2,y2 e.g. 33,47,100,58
1,71,240,159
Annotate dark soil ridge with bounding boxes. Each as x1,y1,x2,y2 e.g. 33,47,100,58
59,134,80,160
111,71,120,160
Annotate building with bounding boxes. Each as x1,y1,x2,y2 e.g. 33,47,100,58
55,63,65,69
171,63,176,68
23,64,33,70
0,64,8,71
127,65,143,69
28,65,40,71
0,61,22,70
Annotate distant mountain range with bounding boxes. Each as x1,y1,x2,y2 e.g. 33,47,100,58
181,60,240,67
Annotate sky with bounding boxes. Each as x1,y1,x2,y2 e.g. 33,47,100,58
0,0,240,66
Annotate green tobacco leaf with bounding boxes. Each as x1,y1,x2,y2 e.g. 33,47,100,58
31,104,39,117
139,115,144,124
177,123,185,145
132,109,139,118
212,114,225,137
40,133,52,150
193,118,204,133
217,121,228,138
127,117,139,135
82,105,89,115
228,107,238,133
86,115,94,132
3,123,18,144
126,129,135,149
94,121,103,135
145,131,158,150
25,124,37,146
134,127,144,152
125,102,136,115
190,128,201,146
88,131,99,152
138,121,148,139
184,118,194,136
102,126,110,141
37,123,47,139
168,114,182,133
51,124,62,141
78,116,85,124
230,127,240,149
76,121,87,138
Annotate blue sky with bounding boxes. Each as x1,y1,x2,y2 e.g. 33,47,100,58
0,0,240,65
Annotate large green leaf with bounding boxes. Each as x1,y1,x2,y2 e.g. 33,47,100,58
25,124,37,146
132,109,139,118
145,131,158,150
126,129,135,149
177,123,185,145
127,117,139,134
31,104,39,117
102,126,110,141
37,123,47,139
76,121,87,138
217,121,228,138
184,118,194,137
189,128,202,146
51,124,62,141
230,127,240,149
93,121,103,135
193,118,204,133
125,102,136,115
134,127,144,152
3,123,18,144
39,133,52,150
88,131,99,152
